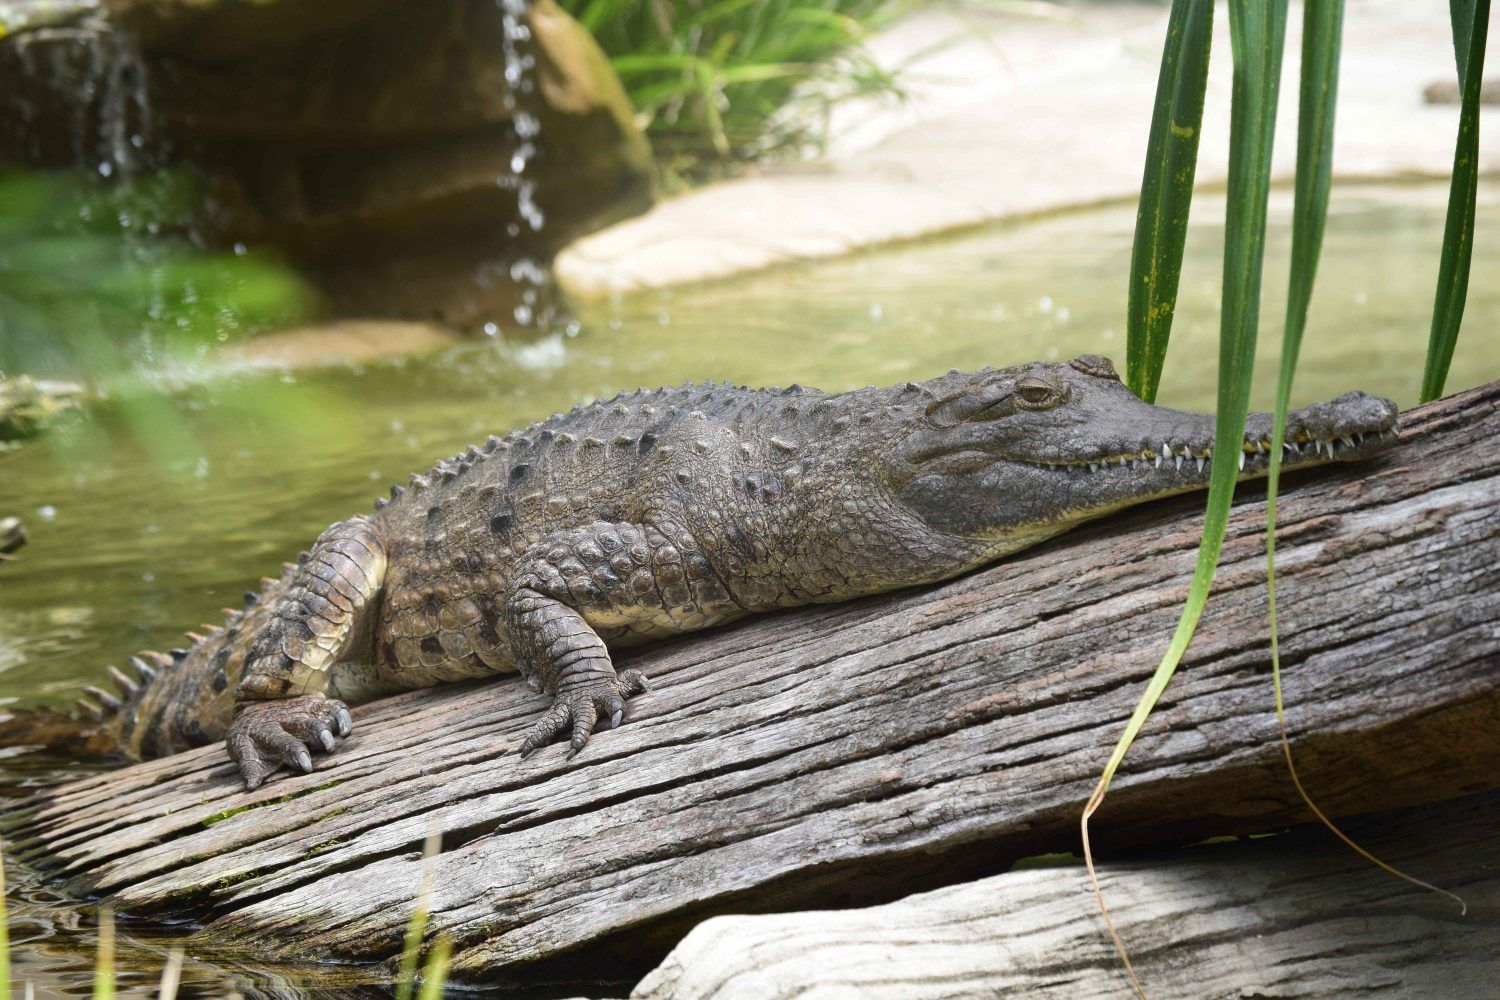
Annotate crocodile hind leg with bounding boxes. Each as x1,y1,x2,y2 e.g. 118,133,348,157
228,516,386,789
506,518,740,756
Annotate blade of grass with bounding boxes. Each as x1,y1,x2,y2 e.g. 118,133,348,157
415,937,453,1000
158,947,184,1000
1126,0,1215,403
394,827,443,1000
1421,0,1490,402
94,909,115,1000
1,837,9,1000
1084,1,1289,994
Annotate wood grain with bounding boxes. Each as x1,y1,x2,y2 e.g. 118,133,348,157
7,381,1499,990
633,791,1500,999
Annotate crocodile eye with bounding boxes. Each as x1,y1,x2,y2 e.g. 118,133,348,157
1016,377,1066,410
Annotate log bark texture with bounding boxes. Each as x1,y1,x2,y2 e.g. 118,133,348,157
7,382,1500,989
632,791,1500,1000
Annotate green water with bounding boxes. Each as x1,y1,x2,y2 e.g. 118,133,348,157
1,182,1498,995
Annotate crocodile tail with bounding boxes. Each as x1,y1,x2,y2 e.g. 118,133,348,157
0,559,305,762
0,701,123,759
0,644,197,760
120,561,307,760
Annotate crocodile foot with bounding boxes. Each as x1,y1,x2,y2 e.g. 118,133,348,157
520,669,649,758
226,695,353,790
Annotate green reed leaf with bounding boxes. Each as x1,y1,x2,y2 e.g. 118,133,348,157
1100,0,1288,813
1126,0,1214,403
1422,0,1490,402
1085,3,1289,992
1268,0,1343,723
1266,0,1468,916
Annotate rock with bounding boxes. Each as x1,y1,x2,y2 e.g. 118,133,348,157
0,517,25,557
0,0,654,325
214,319,464,369
1422,77,1500,105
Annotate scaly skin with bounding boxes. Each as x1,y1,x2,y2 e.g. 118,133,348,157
1,356,1399,789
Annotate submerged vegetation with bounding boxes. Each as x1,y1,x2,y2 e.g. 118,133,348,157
558,0,905,181
0,841,446,997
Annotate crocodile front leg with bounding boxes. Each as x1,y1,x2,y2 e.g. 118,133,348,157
228,516,387,789
506,518,740,756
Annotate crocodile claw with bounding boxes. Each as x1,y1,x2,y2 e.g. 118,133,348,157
226,695,352,791
519,669,648,758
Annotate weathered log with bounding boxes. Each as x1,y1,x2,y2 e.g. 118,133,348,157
7,382,1500,990
632,790,1500,999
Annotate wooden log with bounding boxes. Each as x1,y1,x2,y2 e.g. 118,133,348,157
631,790,1500,999
6,381,1500,990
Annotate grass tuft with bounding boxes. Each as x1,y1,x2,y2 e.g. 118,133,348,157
558,0,906,183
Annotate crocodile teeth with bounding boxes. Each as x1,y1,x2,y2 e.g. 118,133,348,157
1154,454,1163,468
1088,463,1100,473
1175,455,1184,471
1238,451,1246,471
1196,457,1206,473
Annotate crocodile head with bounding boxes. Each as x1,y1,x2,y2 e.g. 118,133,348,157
888,355,1398,545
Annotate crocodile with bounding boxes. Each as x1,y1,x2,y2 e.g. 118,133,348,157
0,356,1398,789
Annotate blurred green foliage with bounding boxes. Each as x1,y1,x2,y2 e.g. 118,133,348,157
558,0,905,183
0,169,310,381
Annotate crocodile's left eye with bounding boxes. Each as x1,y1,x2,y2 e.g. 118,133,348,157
1016,376,1068,410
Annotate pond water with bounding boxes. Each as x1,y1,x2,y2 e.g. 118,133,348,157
1,181,1498,995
